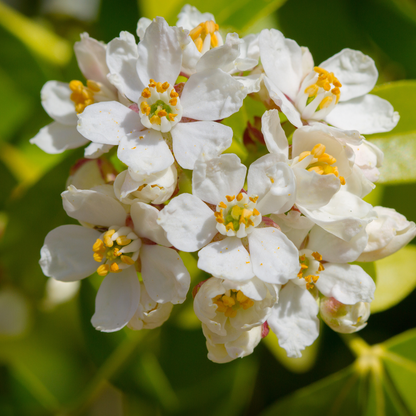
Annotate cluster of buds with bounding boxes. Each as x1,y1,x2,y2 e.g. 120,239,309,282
33,5,414,362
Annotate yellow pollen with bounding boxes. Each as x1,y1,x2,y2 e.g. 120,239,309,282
121,255,135,265
150,115,161,125
299,254,306,262
214,211,223,217
168,113,177,121
312,275,319,283
142,88,151,98
236,291,248,303
116,236,131,246
299,151,312,161
270,177,275,184
226,195,235,202
320,96,333,109
339,176,346,185
169,98,177,106
242,299,254,310
157,109,167,118
222,295,235,307
190,20,220,52
93,252,104,262
113,248,122,257
110,262,120,273
231,205,242,220
226,222,234,231
93,239,105,252
253,208,260,216
311,144,326,158
216,217,225,224
308,166,324,175
306,283,314,290
312,252,322,261
241,208,253,219
318,153,337,165
69,80,83,91
189,25,203,40
331,87,340,95
333,79,342,88
224,308,237,318
97,264,110,277
247,219,255,227
104,230,115,247
249,196,259,203
237,193,243,202
314,67,329,76
162,81,170,90
318,263,325,271
170,90,179,98
304,84,319,97
211,33,219,48
69,79,96,113
219,201,227,209
86,80,101,92
140,101,150,115
148,79,157,88
304,275,313,283
194,37,203,52
300,264,308,270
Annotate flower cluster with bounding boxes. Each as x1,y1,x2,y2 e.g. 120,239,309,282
34,5,415,363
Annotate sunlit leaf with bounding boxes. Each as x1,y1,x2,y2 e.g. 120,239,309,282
370,245,416,313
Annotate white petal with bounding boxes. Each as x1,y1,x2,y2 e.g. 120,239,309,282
117,130,174,175
62,186,127,227
141,245,190,304
40,225,101,281
233,74,263,94
130,201,170,246
181,41,201,75
264,77,302,128
320,49,378,101
157,193,217,252
106,31,144,102
325,94,400,134
299,191,376,241
247,154,296,215
171,121,232,170
198,238,255,281
41,81,77,125
249,228,299,284
30,122,89,154
77,101,141,145
193,154,246,205
307,226,368,263
261,109,289,158
176,4,215,30
294,168,340,210
136,17,152,39
268,282,319,358
136,17,181,87
181,68,246,120
84,142,113,159
316,263,375,304
75,32,114,91
259,29,303,99
91,267,140,332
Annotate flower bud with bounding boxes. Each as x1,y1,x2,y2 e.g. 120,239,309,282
114,165,177,205
358,206,416,262
320,296,370,333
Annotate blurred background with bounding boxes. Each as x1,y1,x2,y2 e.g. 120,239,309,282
1,0,416,415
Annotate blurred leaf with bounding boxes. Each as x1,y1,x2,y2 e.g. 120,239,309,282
0,160,17,210
370,245,416,313
368,81,416,184
264,332,320,373
261,330,416,416
140,0,287,31
0,2,71,66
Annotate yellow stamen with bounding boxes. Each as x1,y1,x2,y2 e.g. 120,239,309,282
253,208,260,216
169,98,178,106
170,90,179,98
93,252,104,262
157,109,167,118
226,222,234,231
320,96,333,109
93,239,105,252
222,295,235,307
299,151,312,161
312,252,322,261
86,80,100,92
97,264,110,277
237,193,243,201
104,230,115,247
224,308,237,318
241,299,254,310
110,262,120,272
311,144,326,158
194,37,203,52
308,166,324,175
121,255,135,265
318,263,325,271
339,176,346,185
148,79,156,88
216,217,225,224
314,67,329,76
211,33,219,48
305,84,319,97
306,283,314,290
226,195,235,202
150,115,161,125
69,80,83,92
162,82,170,90
231,205,242,220
249,196,259,203
318,153,337,165
116,236,131,246
141,88,151,98
168,113,177,121
219,201,227,209
236,291,248,303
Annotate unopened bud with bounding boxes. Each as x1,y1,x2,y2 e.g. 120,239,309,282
320,296,370,334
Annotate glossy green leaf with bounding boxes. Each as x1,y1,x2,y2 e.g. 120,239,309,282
261,329,416,416
368,81,416,184
370,245,416,313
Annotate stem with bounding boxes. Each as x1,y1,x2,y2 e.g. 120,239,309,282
338,333,371,357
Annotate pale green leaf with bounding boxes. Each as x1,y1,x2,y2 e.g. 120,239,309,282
370,245,416,313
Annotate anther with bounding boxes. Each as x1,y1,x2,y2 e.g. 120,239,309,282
219,202,227,209
226,195,235,202
121,255,135,265
110,262,119,272
86,80,100,92
312,252,322,261
320,96,333,109
150,115,161,125
141,88,151,98
116,236,131,246
97,264,110,277
93,239,105,252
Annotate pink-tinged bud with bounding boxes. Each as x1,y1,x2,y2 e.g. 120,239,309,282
358,206,416,262
261,321,269,338
192,279,209,298
67,157,117,189
320,296,370,334
129,104,140,113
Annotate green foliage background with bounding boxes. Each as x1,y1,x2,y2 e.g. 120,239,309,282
0,0,416,415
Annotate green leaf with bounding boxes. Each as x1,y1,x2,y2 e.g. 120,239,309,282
370,245,416,313
261,330,416,416
368,81,416,184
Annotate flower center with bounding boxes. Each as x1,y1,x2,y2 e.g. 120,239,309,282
138,79,183,133
212,289,255,318
298,143,346,185
189,20,220,52
69,80,101,114
296,67,342,120
298,250,324,290
92,226,141,277
215,193,262,238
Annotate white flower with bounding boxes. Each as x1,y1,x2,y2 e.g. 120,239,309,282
127,282,173,330
39,186,190,332
320,296,370,333
262,110,377,241
193,276,278,337
114,164,177,205
347,140,384,183
203,324,262,363
259,29,399,134
78,17,246,174
30,33,118,157
358,206,416,262
157,153,299,285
